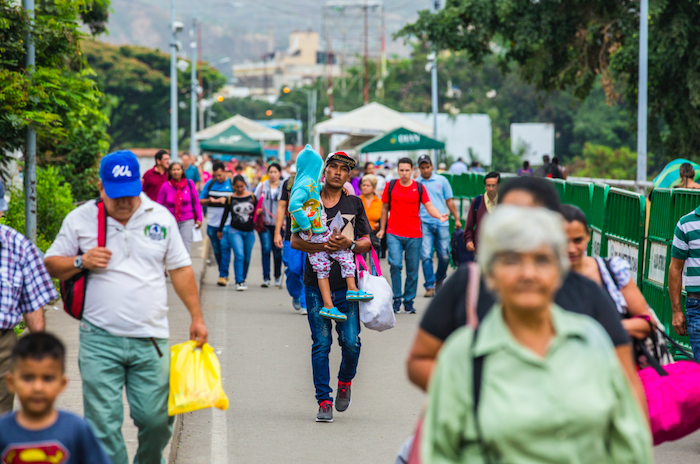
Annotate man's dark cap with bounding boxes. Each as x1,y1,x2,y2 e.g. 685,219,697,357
418,155,432,166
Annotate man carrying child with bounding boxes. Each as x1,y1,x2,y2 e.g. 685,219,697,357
291,151,372,423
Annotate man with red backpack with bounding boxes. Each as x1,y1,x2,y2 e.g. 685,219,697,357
377,157,448,314
44,150,208,464
463,172,500,259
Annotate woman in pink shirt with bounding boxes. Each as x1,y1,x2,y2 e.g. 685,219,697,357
157,162,203,253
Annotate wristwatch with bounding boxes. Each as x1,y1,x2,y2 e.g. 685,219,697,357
74,255,85,270
349,240,357,252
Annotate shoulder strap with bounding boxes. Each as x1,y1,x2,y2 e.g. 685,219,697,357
96,199,107,247
470,327,491,464
416,181,424,204
473,195,482,213
602,257,621,289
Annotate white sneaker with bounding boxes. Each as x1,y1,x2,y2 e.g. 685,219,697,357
236,282,245,291
262,279,271,288
275,276,283,288
301,308,308,315
241,281,248,290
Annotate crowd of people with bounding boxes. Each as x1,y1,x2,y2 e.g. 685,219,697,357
0,145,697,463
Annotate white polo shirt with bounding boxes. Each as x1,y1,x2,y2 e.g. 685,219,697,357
46,194,192,338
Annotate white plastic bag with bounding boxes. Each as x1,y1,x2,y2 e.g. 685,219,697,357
192,227,203,243
357,247,395,332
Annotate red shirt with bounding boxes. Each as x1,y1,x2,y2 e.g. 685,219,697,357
142,167,168,201
382,180,430,238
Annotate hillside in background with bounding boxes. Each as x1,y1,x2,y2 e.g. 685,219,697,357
101,0,427,72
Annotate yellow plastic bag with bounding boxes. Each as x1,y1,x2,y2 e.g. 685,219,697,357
168,341,229,416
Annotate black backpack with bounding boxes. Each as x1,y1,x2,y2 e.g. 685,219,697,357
386,179,424,208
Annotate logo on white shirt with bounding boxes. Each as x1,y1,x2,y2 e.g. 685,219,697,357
144,224,167,241
112,165,133,178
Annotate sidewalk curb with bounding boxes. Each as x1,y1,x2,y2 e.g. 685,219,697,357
168,238,210,464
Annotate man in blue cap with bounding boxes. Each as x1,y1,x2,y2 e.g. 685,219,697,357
0,180,56,415
45,150,208,464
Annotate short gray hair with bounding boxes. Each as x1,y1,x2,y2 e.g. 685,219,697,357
477,205,570,275
361,174,377,190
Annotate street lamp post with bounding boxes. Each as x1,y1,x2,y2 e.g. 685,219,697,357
170,0,183,161
275,101,303,147
23,0,36,242
190,24,197,156
636,0,649,188
430,0,440,166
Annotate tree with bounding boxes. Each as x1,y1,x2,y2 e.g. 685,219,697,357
569,143,652,180
84,41,227,150
397,0,700,166
0,0,110,198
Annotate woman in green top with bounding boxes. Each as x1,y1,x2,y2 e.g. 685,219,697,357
422,205,652,464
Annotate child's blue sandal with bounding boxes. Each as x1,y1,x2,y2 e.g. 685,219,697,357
319,307,347,321
347,289,374,301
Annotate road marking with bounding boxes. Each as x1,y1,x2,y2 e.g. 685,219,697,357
211,294,228,464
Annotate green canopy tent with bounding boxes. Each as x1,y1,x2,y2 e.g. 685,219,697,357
199,124,263,156
356,127,445,153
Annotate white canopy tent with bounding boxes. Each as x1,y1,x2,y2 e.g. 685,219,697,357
195,114,285,159
312,102,433,151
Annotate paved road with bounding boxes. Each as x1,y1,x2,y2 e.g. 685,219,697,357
174,244,426,463
172,241,700,463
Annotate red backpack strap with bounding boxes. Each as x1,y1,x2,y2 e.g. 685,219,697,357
97,199,107,247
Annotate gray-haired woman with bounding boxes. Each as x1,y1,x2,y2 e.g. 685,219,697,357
421,206,652,463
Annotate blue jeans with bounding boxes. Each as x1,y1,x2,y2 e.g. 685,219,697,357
220,226,255,283
685,298,700,361
306,286,361,404
421,224,451,289
283,240,306,309
258,225,282,280
207,225,223,269
387,233,422,303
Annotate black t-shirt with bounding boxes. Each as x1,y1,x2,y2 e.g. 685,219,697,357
302,192,371,290
420,266,630,347
280,178,293,241
221,195,255,232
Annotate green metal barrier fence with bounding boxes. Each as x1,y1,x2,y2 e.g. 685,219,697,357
549,179,566,202
603,188,646,288
642,189,683,352
564,182,593,216
589,184,609,258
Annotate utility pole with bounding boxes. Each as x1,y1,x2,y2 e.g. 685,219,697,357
363,0,369,104
636,0,648,187
23,0,36,243
169,0,179,161
198,21,205,131
190,22,197,156
430,0,439,165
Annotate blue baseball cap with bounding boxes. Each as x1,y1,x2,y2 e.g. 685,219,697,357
99,150,142,199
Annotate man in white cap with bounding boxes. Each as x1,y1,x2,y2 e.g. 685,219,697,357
45,150,208,464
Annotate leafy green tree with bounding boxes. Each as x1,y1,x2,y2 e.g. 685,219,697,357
0,166,75,251
84,41,227,150
0,0,110,199
568,143,654,180
397,0,700,166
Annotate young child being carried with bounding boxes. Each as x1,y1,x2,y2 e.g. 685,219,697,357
289,146,373,321
0,332,111,464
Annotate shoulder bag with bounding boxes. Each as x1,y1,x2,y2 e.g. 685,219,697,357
637,331,700,445
59,199,107,320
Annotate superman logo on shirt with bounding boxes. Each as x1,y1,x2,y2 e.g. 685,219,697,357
2,442,69,464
